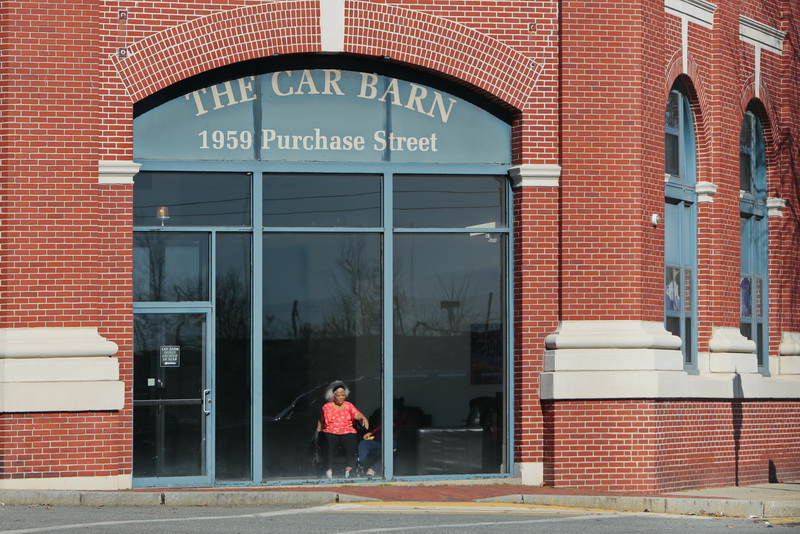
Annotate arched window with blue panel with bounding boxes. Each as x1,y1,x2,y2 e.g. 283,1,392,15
130,59,514,486
664,79,698,367
739,103,768,370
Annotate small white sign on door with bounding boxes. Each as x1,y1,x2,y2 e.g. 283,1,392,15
160,345,181,367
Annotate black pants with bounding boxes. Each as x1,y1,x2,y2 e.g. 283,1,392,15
323,432,358,470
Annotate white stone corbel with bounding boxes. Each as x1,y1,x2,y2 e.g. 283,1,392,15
98,160,141,184
665,0,716,29
665,0,717,73
767,196,786,218
541,321,800,399
695,181,718,203
740,16,786,54
739,16,786,98
541,320,686,399
508,164,561,188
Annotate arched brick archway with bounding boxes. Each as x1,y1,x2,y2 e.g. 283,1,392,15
112,0,539,111
103,1,548,485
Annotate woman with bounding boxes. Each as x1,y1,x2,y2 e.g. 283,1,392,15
316,381,369,479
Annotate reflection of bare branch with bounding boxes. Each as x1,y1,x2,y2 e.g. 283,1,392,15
437,273,472,334
291,300,299,339
216,270,249,341
322,236,381,337
134,233,165,301
402,272,478,336
393,257,408,336
134,233,206,302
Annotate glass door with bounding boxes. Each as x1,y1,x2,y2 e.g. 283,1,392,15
133,311,213,485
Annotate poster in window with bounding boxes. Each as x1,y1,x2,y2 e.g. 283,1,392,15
470,324,502,385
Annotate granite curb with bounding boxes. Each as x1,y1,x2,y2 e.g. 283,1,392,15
0,490,375,507
0,489,797,518
480,493,800,518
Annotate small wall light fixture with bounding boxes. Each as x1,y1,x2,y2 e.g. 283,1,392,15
651,214,661,227
156,206,170,226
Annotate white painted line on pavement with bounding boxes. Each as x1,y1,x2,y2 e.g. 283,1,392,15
0,505,334,534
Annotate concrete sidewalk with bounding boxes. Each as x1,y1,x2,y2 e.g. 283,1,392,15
1,480,798,519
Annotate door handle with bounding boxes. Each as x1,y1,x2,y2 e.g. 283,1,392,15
202,389,212,415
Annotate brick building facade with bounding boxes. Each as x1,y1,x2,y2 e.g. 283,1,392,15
1,0,798,492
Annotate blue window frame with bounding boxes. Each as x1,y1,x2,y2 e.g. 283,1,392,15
664,81,698,367
132,163,512,485
739,105,768,369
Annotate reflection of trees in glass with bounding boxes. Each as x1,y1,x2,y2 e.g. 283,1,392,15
132,314,204,400
263,236,380,341
322,236,381,337
262,301,310,341
134,233,166,301
407,273,477,336
393,259,409,337
215,266,252,481
216,270,250,341
134,233,207,302
291,299,312,341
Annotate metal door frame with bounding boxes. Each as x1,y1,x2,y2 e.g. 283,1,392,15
132,306,214,487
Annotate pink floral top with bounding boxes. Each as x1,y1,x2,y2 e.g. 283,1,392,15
320,401,361,435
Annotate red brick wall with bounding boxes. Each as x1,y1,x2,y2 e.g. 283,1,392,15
0,0,132,482
1,0,799,490
1,0,102,326
0,413,129,480
514,186,560,466
558,1,659,322
558,0,800,345
545,400,800,492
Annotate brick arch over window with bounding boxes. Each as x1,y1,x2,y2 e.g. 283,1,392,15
664,69,710,184
739,90,781,167
111,0,538,111
665,54,709,120
740,99,784,211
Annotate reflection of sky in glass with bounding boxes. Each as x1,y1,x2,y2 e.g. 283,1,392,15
134,233,208,302
134,172,251,227
262,233,381,339
263,174,380,227
394,175,505,229
394,233,503,336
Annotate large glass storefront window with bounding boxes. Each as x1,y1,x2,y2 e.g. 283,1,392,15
133,170,508,483
132,65,512,486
